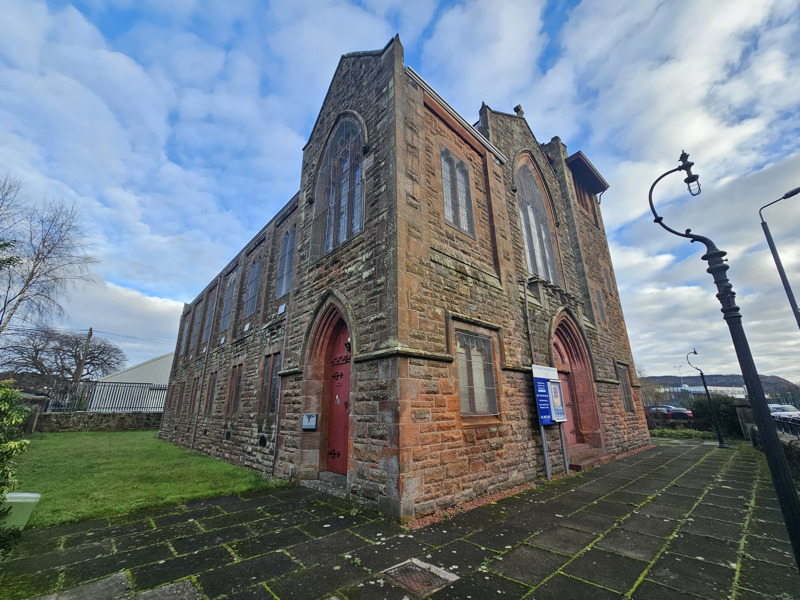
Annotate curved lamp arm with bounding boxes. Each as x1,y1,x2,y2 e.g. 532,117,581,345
686,349,701,374
648,151,719,253
759,187,800,222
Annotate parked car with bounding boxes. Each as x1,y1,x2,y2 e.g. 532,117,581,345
645,405,694,420
768,404,800,418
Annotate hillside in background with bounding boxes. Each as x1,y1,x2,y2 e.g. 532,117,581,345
641,374,800,398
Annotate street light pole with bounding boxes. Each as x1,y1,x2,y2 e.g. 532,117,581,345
649,151,800,572
759,188,800,332
686,349,727,448
674,365,684,387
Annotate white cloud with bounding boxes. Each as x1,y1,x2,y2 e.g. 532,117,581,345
420,0,547,117
58,277,182,368
0,0,797,383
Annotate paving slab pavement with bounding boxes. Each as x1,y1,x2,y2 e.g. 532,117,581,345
2,440,799,599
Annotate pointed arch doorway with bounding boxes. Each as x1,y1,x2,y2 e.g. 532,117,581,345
303,300,353,479
327,321,350,474
552,315,602,457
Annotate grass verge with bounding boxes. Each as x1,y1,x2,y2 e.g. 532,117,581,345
14,430,283,528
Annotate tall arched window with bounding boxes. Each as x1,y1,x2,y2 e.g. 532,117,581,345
311,117,364,261
517,161,559,286
441,146,474,236
276,226,295,298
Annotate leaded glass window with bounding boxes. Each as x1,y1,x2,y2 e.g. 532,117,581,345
517,162,560,285
310,117,364,261
617,363,634,412
201,296,216,343
441,146,474,235
244,259,261,318
456,331,498,416
220,276,236,332
276,227,295,298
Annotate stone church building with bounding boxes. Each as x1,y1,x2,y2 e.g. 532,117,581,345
160,36,649,521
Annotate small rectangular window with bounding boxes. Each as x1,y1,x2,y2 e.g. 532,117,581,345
226,363,243,414
604,267,614,296
456,331,498,416
617,363,634,412
244,260,261,318
258,352,282,413
177,381,186,414
204,371,217,415
201,296,216,344
189,376,200,415
220,276,236,332
595,288,606,323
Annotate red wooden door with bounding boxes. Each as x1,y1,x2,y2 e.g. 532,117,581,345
559,372,579,445
327,326,350,474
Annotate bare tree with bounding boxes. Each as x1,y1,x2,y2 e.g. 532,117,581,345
636,362,668,406
0,177,97,336
0,325,126,381
0,326,60,378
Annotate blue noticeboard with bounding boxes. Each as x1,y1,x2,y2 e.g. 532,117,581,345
535,377,553,425
533,365,559,425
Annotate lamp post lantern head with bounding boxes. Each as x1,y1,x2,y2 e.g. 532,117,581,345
678,151,701,196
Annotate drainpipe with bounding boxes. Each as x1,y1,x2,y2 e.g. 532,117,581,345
272,313,289,478
521,279,552,480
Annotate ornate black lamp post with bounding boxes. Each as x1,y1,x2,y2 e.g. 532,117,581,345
649,152,800,572
686,349,727,448
759,188,800,331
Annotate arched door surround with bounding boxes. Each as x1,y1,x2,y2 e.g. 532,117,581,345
301,295,354,478
551,313,602,451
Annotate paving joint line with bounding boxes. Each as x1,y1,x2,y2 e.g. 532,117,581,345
495,451,686,591
624,444,741,598
729,451,769,599
523,443,725,596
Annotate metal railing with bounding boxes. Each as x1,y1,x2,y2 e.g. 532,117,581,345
773,415,800,438
45,380,167,413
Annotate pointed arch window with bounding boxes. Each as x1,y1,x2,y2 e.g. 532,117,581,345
441,146,474,236
220,275,236,332
516,161,560,286
311,116,364,261
276,226,295,298
244,259,261,318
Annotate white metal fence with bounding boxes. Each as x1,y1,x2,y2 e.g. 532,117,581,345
45,380,167,413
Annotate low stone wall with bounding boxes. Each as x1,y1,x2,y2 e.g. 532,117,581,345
35,411,162,433
780,434,800,478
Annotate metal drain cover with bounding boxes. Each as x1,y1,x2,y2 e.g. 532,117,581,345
383,558,458,596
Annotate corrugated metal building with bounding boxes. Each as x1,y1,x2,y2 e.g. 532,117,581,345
99,353,173,385
86,353,174,412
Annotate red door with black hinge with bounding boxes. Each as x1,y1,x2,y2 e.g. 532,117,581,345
327,326,350,474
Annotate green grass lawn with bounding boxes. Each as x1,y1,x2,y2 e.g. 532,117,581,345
13,430,283,528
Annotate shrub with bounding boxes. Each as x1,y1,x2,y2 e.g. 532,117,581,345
689,394,743,438
0,380,30,555
649,428,716,440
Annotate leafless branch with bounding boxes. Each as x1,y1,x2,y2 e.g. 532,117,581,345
0,178,97,336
